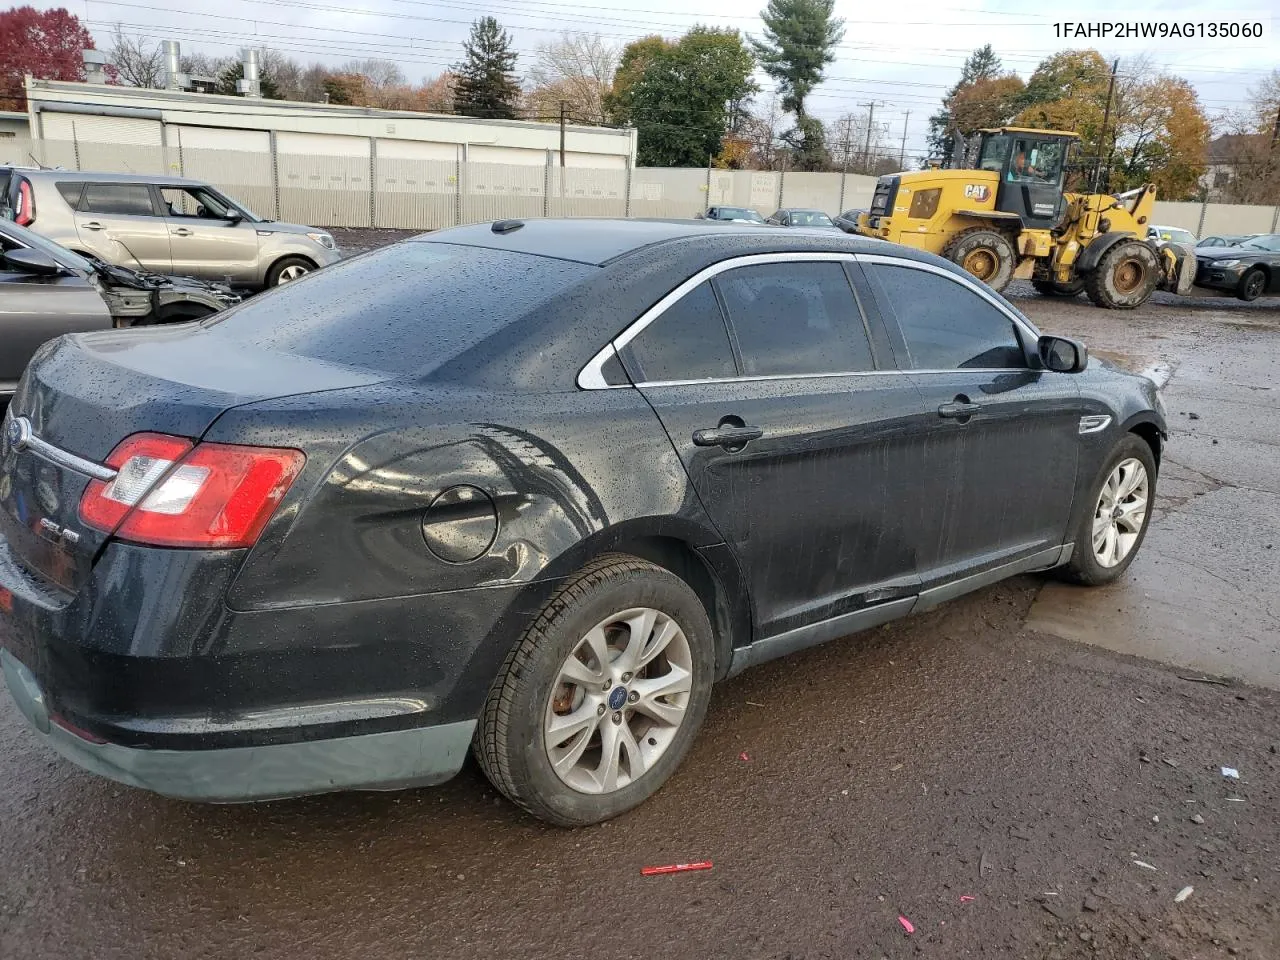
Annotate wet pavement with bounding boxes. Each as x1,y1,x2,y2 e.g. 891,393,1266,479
3,274,1280,960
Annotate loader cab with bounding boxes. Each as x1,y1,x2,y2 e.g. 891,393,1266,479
977,128,1075,231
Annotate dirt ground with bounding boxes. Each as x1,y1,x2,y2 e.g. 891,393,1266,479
2,241,1279,960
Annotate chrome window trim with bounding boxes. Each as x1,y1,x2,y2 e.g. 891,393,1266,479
853,252,1042,343
576,250,1045,391
577,252,864,390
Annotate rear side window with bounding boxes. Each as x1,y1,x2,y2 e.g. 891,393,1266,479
56,182,84,208
869,264,1026,370
203,241,594,376
622,281,735,383
715,261,875,376
80,183,155,216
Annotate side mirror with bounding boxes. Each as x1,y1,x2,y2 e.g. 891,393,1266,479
226,211,243,223
1039,334,1088,374
4,248,64,276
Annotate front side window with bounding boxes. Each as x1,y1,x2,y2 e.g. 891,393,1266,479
1008,138,1065,184
623,281,735,383
869,264,1026,370
160,186,240,220
978,135,1011,173
715,261,875,376
80,183,156,217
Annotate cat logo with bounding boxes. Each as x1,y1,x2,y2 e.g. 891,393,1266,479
963,184,991,202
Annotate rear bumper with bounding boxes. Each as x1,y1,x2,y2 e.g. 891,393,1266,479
2,648,474,801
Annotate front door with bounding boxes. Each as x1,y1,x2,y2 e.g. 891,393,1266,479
0,261,108,391
619,258,923,639
861,257,1082,587
158,186,260,284
995,134,1069,230
73,182,172,273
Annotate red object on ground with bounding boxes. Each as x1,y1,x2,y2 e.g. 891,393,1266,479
898,916,915,935
739,751,751,761
641,861,713,876
960,895,976,903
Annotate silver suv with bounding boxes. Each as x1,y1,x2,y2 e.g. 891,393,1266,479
2,168,341,290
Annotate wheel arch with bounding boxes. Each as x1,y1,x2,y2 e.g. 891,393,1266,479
1123,415,1164,467
266,253,318,284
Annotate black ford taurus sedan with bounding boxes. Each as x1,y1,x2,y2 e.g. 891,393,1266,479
0,219,1165,826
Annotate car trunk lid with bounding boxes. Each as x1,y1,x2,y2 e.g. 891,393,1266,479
1,326,386,593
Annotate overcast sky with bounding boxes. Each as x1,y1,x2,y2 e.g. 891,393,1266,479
35,0,1280,159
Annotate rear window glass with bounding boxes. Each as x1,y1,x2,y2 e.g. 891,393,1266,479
56,181,84,207
81,183,155,216
202,242,594,376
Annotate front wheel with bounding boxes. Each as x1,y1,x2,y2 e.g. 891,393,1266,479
266,256,315,287
1237,267,1266,302
475,554,715,827
1057,434,1157,585
1084,241,1159,309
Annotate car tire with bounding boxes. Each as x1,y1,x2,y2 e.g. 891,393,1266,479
475,553,715,827
1031,277,1085,298
266,256,316,287
1236,267,1266,302
1057,434,1157,586
942,228,1016,292
1084,241,1159,309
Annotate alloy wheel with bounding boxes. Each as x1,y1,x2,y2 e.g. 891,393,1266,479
277,264,310,283
544,607,693,795
1092,457,1149,567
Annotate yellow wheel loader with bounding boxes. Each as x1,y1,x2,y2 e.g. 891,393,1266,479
854,128,1195,309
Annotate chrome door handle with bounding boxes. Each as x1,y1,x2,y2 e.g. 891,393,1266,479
82,221,104,231
937,400,982,419
172,228,194,237
692,425,764,449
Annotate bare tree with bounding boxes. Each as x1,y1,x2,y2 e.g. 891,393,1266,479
180,52,232,80
340,58,406,91
108,24,165,88
526,32,619,124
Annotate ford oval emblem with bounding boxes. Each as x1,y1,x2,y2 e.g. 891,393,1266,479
6,416,31,452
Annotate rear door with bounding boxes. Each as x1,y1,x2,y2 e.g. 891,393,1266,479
72,182,172,273
622,254,923,641
158,185,260,284
860,255,1081,587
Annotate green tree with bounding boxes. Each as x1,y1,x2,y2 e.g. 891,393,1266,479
453,16,521,120
926,44,1007,162
751,0,844,170
604,35,674,127
620,26,757,167
216,58,283,99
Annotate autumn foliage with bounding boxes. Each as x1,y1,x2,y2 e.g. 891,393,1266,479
0,6,94,111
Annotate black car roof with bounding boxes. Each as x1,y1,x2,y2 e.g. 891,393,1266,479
416,217,889,267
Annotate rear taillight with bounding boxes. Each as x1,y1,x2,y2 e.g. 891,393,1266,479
13,179,34,226
79,433,305,549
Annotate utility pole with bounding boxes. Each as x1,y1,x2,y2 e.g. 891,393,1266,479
559,100,567,168
860,101,877,173
899,111,910,170
1094,59,1119,193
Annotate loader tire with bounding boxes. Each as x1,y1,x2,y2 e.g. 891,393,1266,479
1084,240,1159,310
1031,277,1085,298
942,228,1015,293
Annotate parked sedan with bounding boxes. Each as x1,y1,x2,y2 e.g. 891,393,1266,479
3,168,341,290
834,208,868,233
1198,234,1258,248
0,219,1165,827
0,218,237,406
696,206,766,224
768,208,841,229
1194,234,1280,301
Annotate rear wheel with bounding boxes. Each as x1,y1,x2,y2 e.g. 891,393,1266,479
942,227,1016,293
1236,267,1267,302
475,554,715,827
1031,277,1085,298
1057,434,1156,585
1084,240,1159,309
